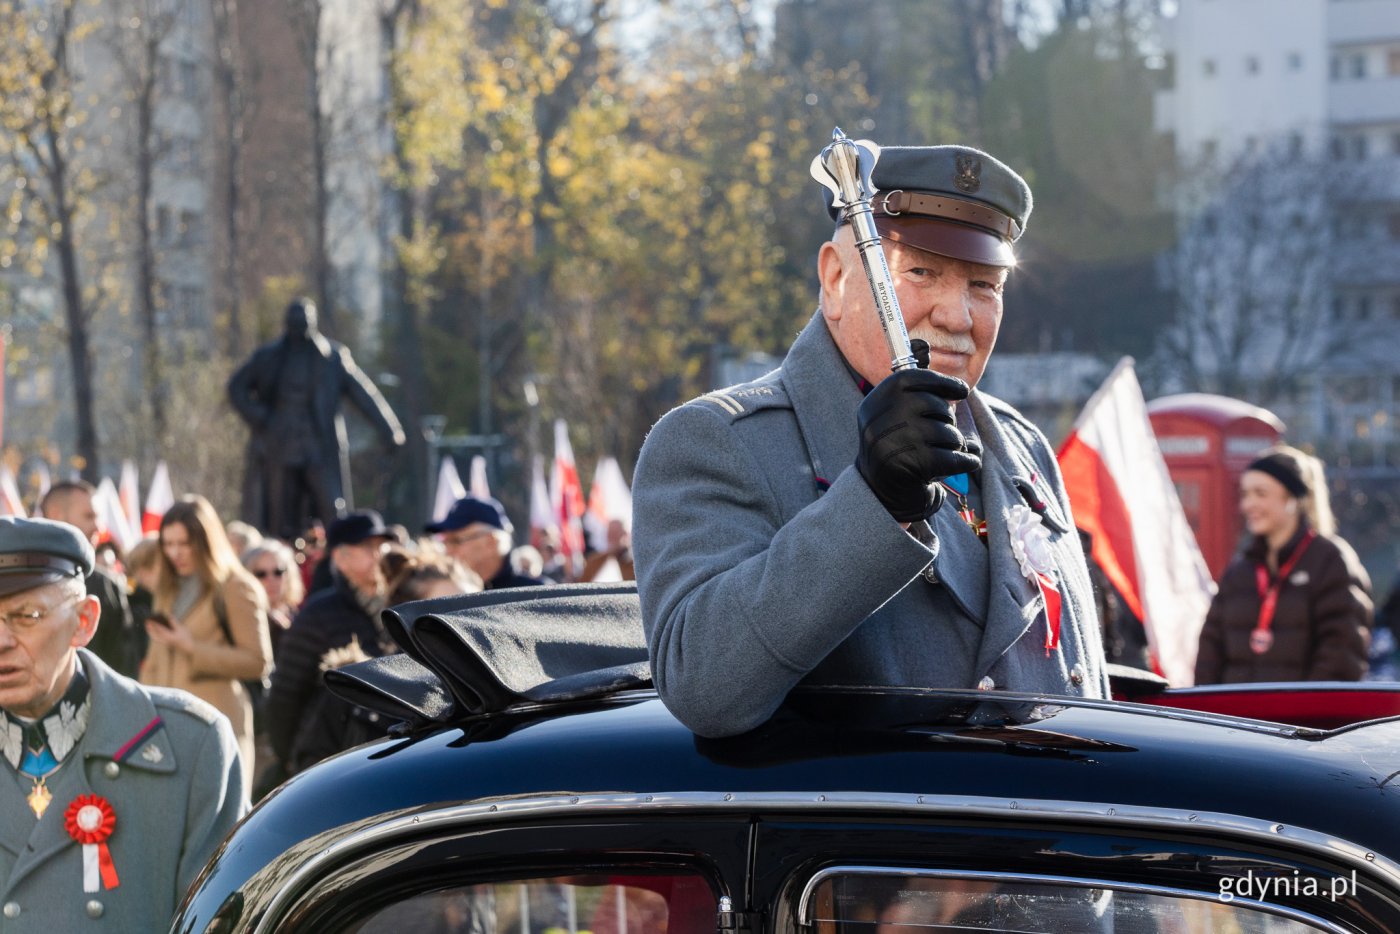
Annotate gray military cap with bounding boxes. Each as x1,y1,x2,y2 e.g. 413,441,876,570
0,516,95,598
824,143,1033,267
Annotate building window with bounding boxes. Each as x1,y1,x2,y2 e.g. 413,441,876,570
1388,213,1400,241
156,205,172,246
1200,138,1218,162
1351,135,1368,160
1245,55,1259,75
1288,132,1304,156
1348,53,1367,79
1202,58,1216,77
1389,48,1400,76
1330,55,1341,80
1357,296,1372,321
1392,131,1400,156
1288,51,1303,71
1331,136,1346,160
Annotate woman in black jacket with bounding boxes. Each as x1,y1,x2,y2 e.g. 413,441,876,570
1196,446,1372,685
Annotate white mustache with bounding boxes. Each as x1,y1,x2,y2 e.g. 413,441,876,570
909,328,975,355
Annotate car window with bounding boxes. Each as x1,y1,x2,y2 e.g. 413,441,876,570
806,871,1339,934
341,872,716,934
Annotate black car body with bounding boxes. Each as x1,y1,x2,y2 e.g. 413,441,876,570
175,585,1400,934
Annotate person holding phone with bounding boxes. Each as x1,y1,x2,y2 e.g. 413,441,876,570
142,496,273,788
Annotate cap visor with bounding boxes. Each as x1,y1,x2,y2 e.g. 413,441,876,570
0,569,72,598
875,216,1016,268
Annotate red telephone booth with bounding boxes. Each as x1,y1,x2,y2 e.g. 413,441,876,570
1146,394,1285,581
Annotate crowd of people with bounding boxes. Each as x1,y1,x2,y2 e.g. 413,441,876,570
31,480,635,798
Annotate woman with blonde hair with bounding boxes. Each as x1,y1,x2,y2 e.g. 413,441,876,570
242,539,305,657
143,495,273,786
1196,445,1372,684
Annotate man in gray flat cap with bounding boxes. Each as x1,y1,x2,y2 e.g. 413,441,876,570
633,142,1109,738
0,517,245,931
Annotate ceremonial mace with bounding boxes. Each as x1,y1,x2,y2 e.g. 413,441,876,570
810,128,918,374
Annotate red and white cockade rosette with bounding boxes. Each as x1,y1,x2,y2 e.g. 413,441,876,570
64,794,120,892
1007,504,1061,655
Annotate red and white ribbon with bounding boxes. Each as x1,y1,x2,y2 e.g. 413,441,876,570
64,794,120,893
1008,505,1062,655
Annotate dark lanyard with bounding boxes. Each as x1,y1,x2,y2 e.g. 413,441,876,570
1249,530,1315,654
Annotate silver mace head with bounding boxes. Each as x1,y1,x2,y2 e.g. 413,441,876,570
810,127,881,212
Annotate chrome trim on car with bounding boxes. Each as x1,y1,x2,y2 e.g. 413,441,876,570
795,865,1355,934
254,791,1400,933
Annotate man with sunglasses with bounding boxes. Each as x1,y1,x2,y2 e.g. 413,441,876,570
0,516,244,930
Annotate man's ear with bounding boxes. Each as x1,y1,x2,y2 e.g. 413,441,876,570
71,594,100,649
817,240,846,323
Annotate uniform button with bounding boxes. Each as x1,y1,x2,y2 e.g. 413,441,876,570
1070,665,1085,686
922,564,939,584
977,676,996,691
104,761,120,779
3,901,19,919
86,899,104,918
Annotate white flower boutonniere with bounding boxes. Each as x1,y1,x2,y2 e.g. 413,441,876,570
1007,504,1054,582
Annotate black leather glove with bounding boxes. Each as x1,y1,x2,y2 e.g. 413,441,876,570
856,345,982,523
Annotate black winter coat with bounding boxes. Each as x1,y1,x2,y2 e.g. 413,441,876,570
265,579,394,773
1196,523,1372,685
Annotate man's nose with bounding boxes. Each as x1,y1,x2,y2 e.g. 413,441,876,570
920,280,974,332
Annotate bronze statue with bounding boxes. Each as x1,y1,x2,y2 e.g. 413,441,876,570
228,298,406,540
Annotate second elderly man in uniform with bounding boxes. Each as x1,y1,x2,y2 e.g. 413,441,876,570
633,142,1108,738
0,517,245,930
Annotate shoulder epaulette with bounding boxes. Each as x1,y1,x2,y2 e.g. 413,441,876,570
691,375,790,421
145,686,222,726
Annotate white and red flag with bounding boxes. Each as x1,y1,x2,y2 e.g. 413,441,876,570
118,461,142,541
94,478,139,552
528,456,556,546
431,455,466,524
0,464,25,517
551,420,586,577
1057,357,1215,686
468,455,490,498
141,461,174,535
584,456,633,551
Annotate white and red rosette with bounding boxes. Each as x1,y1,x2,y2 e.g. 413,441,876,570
64,794,120,892
1007,504,1061,654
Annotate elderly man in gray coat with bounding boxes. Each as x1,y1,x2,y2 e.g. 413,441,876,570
0,517,244,931
633,142,1109,738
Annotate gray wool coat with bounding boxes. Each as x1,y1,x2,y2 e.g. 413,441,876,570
0,650,246,931
633,311,1109,738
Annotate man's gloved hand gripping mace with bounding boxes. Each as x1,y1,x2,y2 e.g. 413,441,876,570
810,128,918,373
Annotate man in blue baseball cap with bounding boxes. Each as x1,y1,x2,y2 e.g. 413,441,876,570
633,139,1108,738
427,496,545,590
0,517,244,929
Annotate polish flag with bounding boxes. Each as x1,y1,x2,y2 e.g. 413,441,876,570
584,456,632,550
528,456,556,547
551,420,586,576
431,455,466,524
141,461,174,535
0,464,25,517
1057,358,1215,686
468,455,490,498
118,461,142,541
94,478,139,552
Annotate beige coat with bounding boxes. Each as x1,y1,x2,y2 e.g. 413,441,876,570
141,567,272,785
